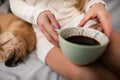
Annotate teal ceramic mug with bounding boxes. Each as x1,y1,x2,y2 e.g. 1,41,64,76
56,27,109,65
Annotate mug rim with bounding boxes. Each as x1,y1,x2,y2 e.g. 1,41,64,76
59,27,109,48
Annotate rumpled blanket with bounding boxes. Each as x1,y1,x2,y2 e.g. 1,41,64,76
0,51,65,80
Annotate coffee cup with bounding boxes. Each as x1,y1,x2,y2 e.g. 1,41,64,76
56,27,109,65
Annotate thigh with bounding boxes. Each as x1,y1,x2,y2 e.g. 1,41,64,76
46,47,119,80
99,30,120,77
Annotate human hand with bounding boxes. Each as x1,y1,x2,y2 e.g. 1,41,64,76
89,23,103,32
37,11,61,47
79,3,112,38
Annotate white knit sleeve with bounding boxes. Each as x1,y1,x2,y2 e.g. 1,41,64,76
9,0,49,25
33,25,55,63
85,0,107,13
32,7,49,25
10,0,54,63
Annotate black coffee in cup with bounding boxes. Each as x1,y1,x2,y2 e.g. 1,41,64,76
65,36,100,46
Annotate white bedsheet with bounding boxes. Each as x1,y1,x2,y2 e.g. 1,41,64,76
0,51,65,80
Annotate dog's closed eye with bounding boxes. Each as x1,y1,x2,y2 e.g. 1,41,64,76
5,50,23,67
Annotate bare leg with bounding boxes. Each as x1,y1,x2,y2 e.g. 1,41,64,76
45,47,119,80
100,30,120,77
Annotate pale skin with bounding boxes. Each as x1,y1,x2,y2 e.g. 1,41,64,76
79,3,112,38
37,3,120,80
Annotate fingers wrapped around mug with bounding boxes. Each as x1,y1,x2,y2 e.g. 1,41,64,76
89,23,103,32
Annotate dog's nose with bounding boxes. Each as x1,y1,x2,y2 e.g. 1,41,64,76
5,52,22,67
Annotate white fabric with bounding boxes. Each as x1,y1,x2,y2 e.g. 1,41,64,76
10,0,106,63
0,51,65,80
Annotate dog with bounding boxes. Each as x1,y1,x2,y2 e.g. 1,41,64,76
0,13,36,67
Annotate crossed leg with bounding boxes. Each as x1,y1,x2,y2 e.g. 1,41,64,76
100,30,120,78
45,30,120,80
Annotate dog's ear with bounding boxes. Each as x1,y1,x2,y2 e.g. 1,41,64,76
15,22,36,52
8,20,36,53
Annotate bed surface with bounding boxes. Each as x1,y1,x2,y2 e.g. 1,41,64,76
0,51,65,80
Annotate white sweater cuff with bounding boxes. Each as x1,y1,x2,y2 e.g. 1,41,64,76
85,0,107,13
36,42,54,64
32,7,49,25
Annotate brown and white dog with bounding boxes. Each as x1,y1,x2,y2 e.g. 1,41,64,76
0,13,36,67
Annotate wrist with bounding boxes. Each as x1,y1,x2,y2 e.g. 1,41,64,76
37,10,50,25
90,2,105,9
33,7,49,25
85,0,107,13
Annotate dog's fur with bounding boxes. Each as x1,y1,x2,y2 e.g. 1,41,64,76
0,13,36,67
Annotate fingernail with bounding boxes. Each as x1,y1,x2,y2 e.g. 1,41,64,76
56,40,59,45
108,33,112,38
55,23,61,29
106,31,112,38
